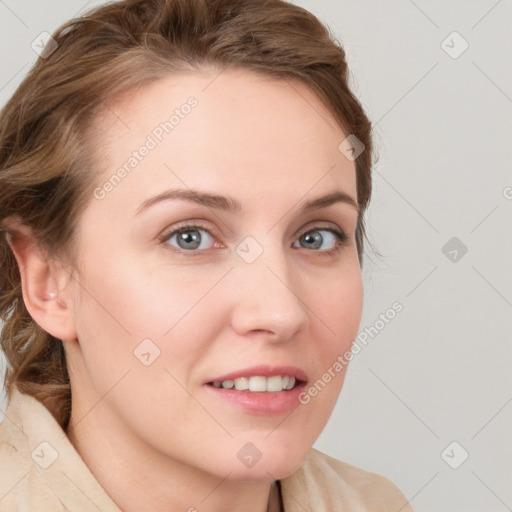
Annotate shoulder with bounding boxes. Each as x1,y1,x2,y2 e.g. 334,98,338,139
280,448,413,512
0,389,33,511
0,386,122,512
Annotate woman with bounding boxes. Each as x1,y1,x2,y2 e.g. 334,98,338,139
0,0,413,510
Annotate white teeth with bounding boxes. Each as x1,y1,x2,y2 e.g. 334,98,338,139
249,376,267,392
285,377,295,390
222,379,234,389
234,377,250,390
266,376,282,392
212,375,297,392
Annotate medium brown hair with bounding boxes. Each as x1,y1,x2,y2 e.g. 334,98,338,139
0,0,374,429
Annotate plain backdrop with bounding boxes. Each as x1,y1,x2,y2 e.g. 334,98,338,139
1,1,511,511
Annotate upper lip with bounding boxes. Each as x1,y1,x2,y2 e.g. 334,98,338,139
205,365,308,384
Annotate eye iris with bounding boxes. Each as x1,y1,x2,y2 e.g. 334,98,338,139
302,231,323,249
178,230,201,250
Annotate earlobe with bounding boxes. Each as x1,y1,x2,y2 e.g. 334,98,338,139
4,218,78,342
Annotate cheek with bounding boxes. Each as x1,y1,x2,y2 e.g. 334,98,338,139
303,260,363,403
316,259,364,350
70,250,229,383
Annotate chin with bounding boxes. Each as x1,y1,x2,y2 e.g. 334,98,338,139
205,431,316,482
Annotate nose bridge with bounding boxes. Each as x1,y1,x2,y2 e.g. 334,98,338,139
229,235,309,340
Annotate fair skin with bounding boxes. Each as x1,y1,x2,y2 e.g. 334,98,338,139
8,69,362,511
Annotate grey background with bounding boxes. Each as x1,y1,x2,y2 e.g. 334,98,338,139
1,1,511,511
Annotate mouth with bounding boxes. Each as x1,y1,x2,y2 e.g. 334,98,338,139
203,366,308,415
207,375,302,392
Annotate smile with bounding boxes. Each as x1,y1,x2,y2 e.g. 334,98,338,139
208,375,297,392
204,366,308,415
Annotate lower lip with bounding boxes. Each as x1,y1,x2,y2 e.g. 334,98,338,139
203,382,307,415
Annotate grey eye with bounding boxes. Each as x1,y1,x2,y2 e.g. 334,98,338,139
165,228,214,251
294,229,339,251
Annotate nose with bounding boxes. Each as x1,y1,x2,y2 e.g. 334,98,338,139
229,244,310,343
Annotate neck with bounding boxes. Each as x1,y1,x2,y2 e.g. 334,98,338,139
66,397,280,512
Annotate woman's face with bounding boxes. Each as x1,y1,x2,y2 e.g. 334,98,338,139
65,69,363,480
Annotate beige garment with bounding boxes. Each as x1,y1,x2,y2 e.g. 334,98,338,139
0,386,413,511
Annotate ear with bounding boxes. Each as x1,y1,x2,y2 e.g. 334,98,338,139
3,218,77,342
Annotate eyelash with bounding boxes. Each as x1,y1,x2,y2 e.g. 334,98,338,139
159,222,348,256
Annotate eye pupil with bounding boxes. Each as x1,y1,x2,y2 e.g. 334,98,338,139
178,230,201,250
302,232,323,250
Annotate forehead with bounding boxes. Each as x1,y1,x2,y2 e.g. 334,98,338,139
88,69,356,213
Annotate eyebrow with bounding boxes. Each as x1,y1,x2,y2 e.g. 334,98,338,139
134,188,359,217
